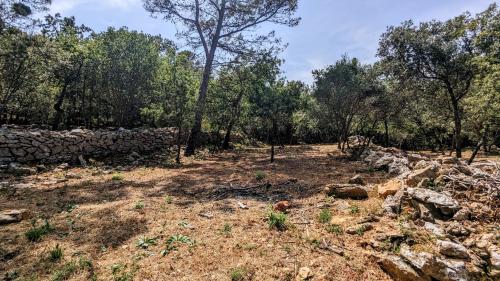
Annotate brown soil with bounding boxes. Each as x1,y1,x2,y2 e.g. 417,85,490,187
0,145,498,280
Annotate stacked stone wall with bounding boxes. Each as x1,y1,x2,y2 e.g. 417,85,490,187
0,128,177,164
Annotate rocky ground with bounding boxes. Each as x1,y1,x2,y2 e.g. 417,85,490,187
0,144,498,281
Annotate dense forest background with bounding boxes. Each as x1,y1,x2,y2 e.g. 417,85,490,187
0,1,498,156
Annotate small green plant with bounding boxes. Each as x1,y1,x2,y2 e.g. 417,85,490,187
230,267,247,281
136,236,157,249
51,261,77,281
66,204,78,213
326,224,343,235
111,263,135,281
111,173,124,181
222,223,233,236
134,201,145,210
355,225,368,236
49,244,63,262
349,205,360,214
25,220,53,242
161,234,194,256
267,210,287,231
319,208,332,224
255,171,266,181
164,195,173,204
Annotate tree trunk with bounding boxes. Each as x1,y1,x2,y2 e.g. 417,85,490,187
468,139,483,165
222,121,235,150
184,51,215,156
270,121,277,163
52,84,68,130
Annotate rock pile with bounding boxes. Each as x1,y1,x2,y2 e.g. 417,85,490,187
353,142,499,280
0,127,177,165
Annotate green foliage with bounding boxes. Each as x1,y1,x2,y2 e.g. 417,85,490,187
222,223,233,236
326,224,343,235
164,195,173,204
318,208,332,224
111,173,124,181
349,205,360,214
230,267,247,281
134,201,144,210
255,171,266,181
51,262,77,281
49,244,63,262
25,220,53,242
136,236,157,249
267,210,287,231
111,263,136,281
161,234,194,256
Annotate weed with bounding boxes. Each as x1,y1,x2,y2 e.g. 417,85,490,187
349,205,360,214
51,262,77,281
134,201,145,210
66,204,78,213
309,238,321,248
355,225,368,236
222,223,233,236
267,210,287,231
319,208,332,223
326,224,343,235
49,244,63,262
136,236,157,249
25,220,53,242
255,171,266,180
161,234,194,256
111,173,124,181
111,263,136,281
230,267,247,281
164,195,173,204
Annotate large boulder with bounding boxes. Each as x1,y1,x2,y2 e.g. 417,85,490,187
378,179,403,198
400,244,469,281
407,188,460,218
406,164,439,186
437,240,470,259
489,245,500,278
374,254,426,281
0,209,29,225
324,184,368,199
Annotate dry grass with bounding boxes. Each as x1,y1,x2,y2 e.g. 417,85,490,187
1,145,407,280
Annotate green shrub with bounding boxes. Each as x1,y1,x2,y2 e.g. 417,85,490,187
111,263,135,281
136,236,157,249
111,173,124,181
349,205,360,214
161,234,194,256
49,244,63,262
230,267,247,281
51,262,77,281
134,201,144,210
25,220,53,242
326,224,343,235
319,208,332,223
164,195,173,204
267,211,287,231
255,171,266,180
222,223,233,235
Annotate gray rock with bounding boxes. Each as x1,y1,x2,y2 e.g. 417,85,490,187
445,222,470,237
437,240,470,259
0,209,29,225
400,244,469,281
407,188,460,218
375,254,426,281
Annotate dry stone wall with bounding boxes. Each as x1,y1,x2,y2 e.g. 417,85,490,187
0,128,177,164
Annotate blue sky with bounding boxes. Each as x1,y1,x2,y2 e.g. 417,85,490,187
49,0,496,84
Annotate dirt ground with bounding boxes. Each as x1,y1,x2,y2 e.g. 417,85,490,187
0,145,498,281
